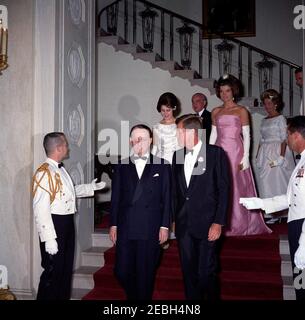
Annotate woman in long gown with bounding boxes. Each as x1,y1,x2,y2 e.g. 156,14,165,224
256,89,295,223
210,74,271,236
152,92,180,245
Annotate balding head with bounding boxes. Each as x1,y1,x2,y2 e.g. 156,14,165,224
192,93,208,114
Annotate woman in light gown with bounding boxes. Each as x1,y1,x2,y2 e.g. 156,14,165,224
152,92,180,164
210,74,271,236
152,92,180,245
255,89,295,223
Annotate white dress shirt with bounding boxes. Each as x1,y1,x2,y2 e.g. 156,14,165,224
184,140,202,187
134,152,149,179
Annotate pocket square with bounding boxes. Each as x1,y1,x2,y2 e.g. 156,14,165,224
153,173,159,177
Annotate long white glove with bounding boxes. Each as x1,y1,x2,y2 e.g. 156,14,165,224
45,239,58,255
269,155,285,168
239,197,265,210
295,220,305,270
209,125,217,145
240,125,250,170
91,178,106,191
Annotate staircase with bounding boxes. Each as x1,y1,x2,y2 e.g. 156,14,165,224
78,222,295,300
71,230,113,300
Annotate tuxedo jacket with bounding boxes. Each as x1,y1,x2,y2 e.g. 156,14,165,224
199,109,212,143
172,144,230,239
110,154,172,240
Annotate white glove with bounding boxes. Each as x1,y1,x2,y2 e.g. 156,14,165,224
295,220,305,270
240,125,250,170
209,125,217,145
91,178,106,191
45,239,58,255
239,197,264,210
269,156,285,168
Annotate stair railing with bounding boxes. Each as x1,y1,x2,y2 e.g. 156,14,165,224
98,0,301,116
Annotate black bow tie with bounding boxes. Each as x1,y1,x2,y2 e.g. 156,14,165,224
133,155,148,161
296,154,301,160
186,149,194,155
58,162,64,168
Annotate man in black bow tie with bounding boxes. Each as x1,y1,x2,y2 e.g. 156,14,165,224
109,124,172,300
32,132,105,300
192,93,212,143
172,114,230,300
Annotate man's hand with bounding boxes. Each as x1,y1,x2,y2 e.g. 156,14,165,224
45,239,58,255
294,244,305,270
239,197,264,210
109,226,117,245
91,178,106,191
159,228,169,244
269,156,285,168
208,223,222,241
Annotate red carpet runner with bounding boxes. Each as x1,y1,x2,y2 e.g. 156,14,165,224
83,217,286,300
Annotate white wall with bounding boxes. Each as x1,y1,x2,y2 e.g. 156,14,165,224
97,42,220,154
0,0,34,296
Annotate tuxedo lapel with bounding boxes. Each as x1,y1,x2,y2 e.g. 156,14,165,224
177,149,187,192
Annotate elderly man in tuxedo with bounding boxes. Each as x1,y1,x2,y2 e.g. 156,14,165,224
240,116,305,300
172,114,230,300
109,124,172,300
192,93,212,143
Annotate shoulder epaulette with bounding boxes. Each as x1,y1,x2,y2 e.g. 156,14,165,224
32,162,63,203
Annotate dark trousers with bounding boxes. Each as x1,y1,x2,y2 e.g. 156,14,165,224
114,235,161,300
37,214,75,300
288,218,305,301
177,230,219,300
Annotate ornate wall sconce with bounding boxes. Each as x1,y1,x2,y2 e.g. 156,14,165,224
176,22,195,69
139,7,158,52
215,39,235,75
0,5,8,74
255,56,275,94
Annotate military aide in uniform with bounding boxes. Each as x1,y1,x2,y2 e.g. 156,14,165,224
32,132,105,300
240,116,305,300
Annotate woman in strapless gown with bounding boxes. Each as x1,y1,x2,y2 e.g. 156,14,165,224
210,75,271,236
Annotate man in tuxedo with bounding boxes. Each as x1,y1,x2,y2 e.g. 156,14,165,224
109,124,172,300
192,93,212,143
172,114,230,300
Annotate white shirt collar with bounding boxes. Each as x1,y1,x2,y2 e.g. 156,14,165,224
187,140,202,157
46,157,60,168
198,109,205,117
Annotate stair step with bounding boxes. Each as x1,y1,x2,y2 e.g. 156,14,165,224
92,230,113,248
133,52,162,62
170,69,199,80
81,246,109,267
71,288,92,300
114,44,141,54
152,60,180,71
72,266,100,290
99,35,125,46
189,78,216,93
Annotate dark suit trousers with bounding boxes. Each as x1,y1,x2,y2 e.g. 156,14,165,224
114,234,161,300
288,218,305,300
177,230,219,300
37,214,75,300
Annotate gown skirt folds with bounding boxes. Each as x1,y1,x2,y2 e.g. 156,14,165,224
215,115,272,236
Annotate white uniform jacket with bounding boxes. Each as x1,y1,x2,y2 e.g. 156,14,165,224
263,150,305,223
33,158,94,242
